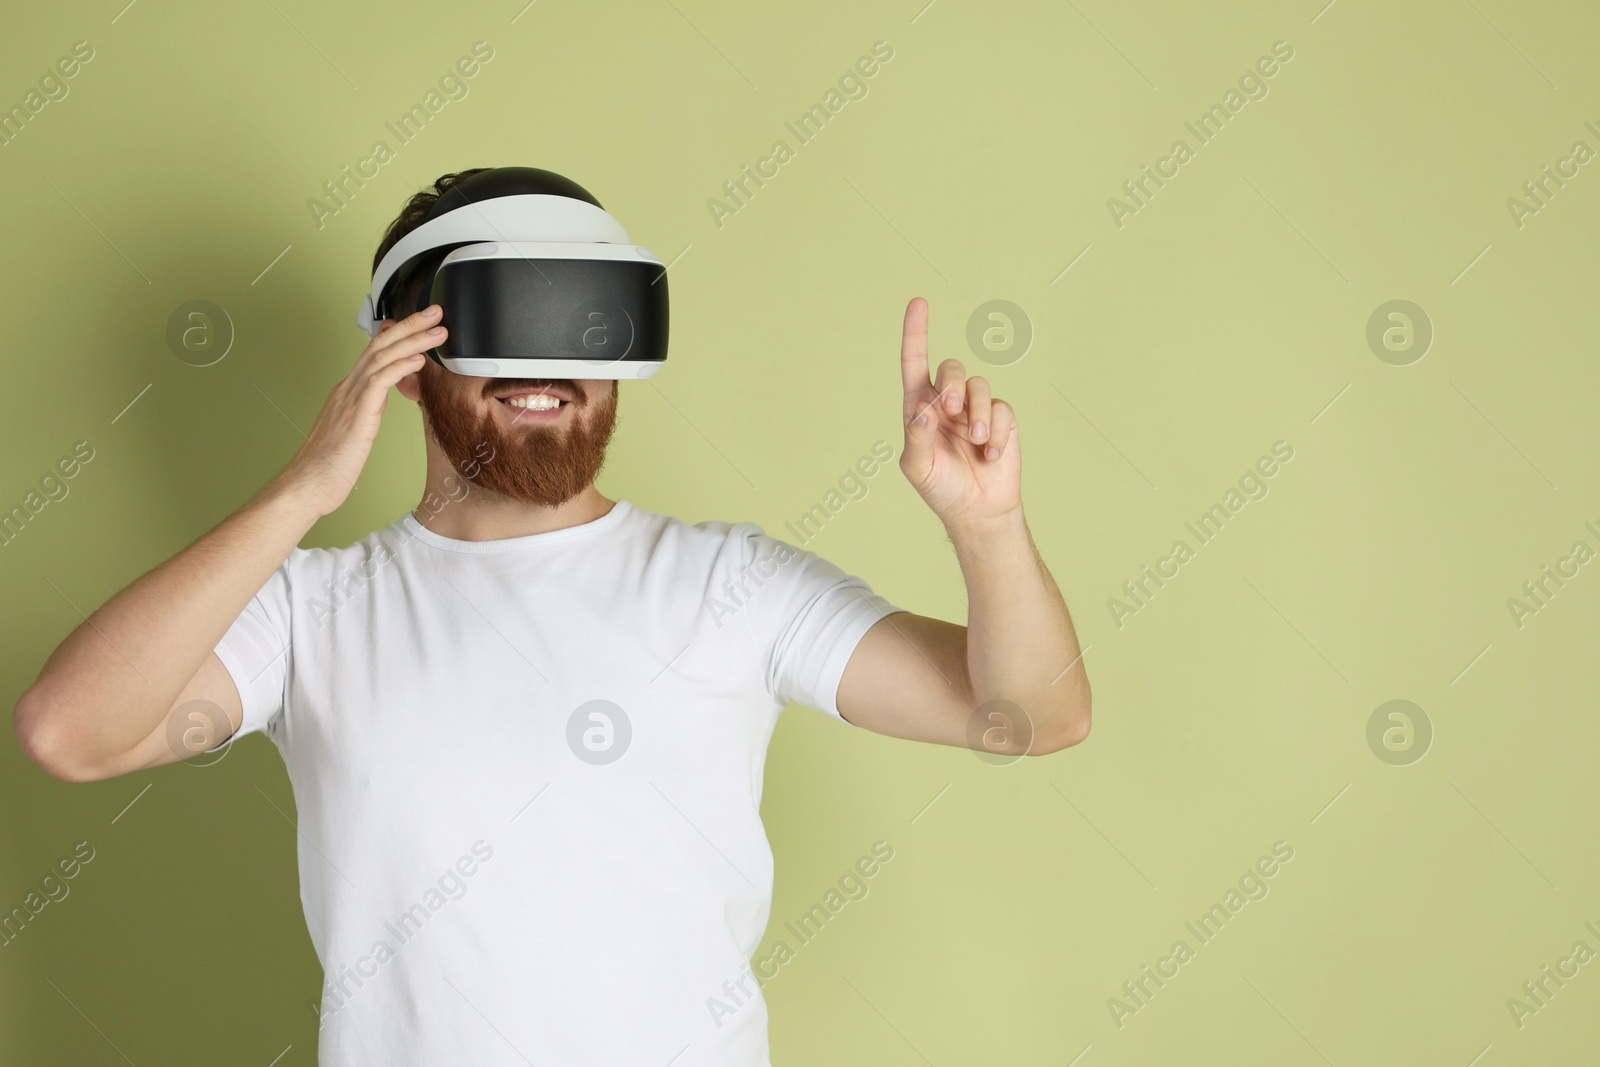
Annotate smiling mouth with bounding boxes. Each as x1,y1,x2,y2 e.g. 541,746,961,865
498,394,567,412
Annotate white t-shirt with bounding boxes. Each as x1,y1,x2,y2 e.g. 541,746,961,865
210,499,901,1067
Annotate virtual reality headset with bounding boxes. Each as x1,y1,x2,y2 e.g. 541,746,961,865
355,167,669,379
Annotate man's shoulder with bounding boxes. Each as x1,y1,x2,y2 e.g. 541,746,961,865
626,508,830,606
627,501,800,558
280,516,410,576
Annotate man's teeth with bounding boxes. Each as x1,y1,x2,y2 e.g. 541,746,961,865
505,394,564,411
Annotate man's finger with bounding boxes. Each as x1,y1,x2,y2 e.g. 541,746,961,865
358,304,443,377
966,376,992,444
933,358,967,418
370,323,444,378
900,393,938,487
368,304,442,357
985,399,1016,461
900,297,931,403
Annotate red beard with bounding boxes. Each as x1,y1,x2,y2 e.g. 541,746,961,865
416,368,619,507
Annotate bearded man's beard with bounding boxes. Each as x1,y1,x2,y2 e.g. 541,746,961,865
417,371,619,507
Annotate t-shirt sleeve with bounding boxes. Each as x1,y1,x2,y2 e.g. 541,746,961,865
737,526,905,722
207,555,294,749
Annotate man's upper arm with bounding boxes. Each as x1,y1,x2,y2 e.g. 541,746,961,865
739,526,901,719
135,556,296,767
125,651,248,772
834,612,977,747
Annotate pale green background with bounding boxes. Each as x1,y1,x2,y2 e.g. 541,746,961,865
2,0,1597,1063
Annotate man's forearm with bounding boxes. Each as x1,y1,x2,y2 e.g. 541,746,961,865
15,474,320,774
946,508,1090,748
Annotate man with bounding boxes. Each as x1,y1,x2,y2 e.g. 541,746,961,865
13,168,1090,1066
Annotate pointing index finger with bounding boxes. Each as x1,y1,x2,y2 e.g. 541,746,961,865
900,297,930,401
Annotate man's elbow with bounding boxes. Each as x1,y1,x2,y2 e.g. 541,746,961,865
1030,692,1092,755
13,688,111,784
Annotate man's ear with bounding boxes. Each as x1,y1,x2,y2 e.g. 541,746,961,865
395,360,425,402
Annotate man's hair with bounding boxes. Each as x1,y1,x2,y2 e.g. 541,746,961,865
370,167,493,322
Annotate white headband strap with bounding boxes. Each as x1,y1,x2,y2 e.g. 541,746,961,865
356,194,631,336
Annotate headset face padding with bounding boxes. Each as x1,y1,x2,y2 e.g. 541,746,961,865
388,248,449,324
358,167,669,380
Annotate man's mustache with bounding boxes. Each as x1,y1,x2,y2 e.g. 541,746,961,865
485,379,585,405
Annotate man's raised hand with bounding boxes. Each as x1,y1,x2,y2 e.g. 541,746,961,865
278,304,445,518
897,297,1022,531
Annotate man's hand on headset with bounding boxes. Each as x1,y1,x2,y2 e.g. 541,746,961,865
896,297,1022,534
276,305,445,518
